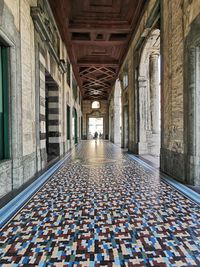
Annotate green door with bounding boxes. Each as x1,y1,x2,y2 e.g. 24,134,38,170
0,46,9,160
67,105,71,140
73,108,78,144
0,47,3,159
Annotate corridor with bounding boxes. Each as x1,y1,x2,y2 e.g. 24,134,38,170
0,141,199,266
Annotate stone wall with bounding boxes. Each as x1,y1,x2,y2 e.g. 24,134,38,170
0,0,82,200
116,0,200,185
4,0,21,30
118,0,158,152
160,0,200,185
0,0,23,197
31,0,81,171
160,0,185,181
21,0,36,158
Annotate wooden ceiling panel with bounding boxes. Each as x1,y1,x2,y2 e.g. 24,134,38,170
73,44,122,61
72,0,121,15
49,0,147,100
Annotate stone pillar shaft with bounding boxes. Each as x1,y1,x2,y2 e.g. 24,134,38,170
113,79,121,146
138,77,148,154
150,53,160,134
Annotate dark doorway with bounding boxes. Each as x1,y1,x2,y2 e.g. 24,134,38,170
45,71,60,162
0,46,9,160
67,105,71,141
73,107,78,144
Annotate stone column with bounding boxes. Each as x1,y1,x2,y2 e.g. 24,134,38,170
138,77,148,154
123,105,129,149
186,46,200,186
109,101,114,142
150,53,160,134
113,79,121,146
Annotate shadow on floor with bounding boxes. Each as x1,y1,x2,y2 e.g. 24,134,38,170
137,154,200,195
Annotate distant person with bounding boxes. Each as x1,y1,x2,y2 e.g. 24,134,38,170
99,132,102,139
94,131,98,142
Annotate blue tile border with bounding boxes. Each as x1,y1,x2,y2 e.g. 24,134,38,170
0,149,73,229
127,154,200,206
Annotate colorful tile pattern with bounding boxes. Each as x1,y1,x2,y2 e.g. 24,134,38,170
0,141,200,266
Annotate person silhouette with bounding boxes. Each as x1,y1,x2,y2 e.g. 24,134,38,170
94,131,98,142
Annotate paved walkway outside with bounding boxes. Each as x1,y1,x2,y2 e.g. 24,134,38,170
0,141,200,266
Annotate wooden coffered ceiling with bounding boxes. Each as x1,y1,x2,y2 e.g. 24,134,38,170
49,0,146,100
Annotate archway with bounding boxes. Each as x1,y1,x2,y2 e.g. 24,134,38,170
138,29,161,165
88,117,104,139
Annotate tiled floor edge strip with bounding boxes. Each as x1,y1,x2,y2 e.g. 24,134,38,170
0,149,73,229
127,154,200,206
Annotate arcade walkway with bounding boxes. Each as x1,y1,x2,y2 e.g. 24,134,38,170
0,141,200,266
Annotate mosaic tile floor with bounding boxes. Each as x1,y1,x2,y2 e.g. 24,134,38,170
0,140,200,267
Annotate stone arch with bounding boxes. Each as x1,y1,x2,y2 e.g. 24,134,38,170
139,29,160,77
138,28,160,156
185,14,200,186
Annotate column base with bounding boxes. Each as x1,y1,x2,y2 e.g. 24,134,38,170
147,133,160,156
160,148,186,183
186,155,200,186
138,141,148,155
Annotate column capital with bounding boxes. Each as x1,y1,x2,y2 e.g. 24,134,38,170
150,52,160,59
138,76,147,87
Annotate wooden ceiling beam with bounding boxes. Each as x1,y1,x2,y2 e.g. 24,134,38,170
80,67,116,79
70,19,129,25
77,62,119,67
87,90,105,95
80,67,98,76
93,66,116,74
82,75,111,86
68,27,131,33
71,40,128,45
82,80,110,89
83,96,107,100
84,92,107,96
93,66,116,76
49,0,146,100
82,70,115,80
82,85,110,91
